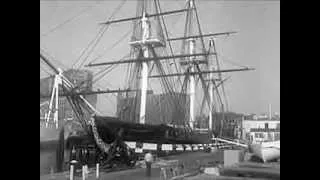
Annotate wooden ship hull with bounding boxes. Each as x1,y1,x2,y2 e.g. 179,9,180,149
94,116,212,145
66,115,212,148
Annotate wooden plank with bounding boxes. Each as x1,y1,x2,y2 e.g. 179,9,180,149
101,8,189,25
167,31,237,41
87,52,214,67
148,68,255,78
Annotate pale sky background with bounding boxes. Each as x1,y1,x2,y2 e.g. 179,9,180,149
40,0,280,116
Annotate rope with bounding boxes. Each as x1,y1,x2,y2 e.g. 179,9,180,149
40,62,53,76
72,0,127,69
91,118,111,153
156,0,182,78
40,48,68,70
89,29,132,65
77,25,112,69
41,4,98,38
193,2,206,54
217,54,249,69
92,53,131,84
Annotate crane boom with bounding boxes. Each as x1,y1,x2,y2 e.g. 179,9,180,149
40,52,59,74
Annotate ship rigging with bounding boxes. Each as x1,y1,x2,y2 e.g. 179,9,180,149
40,0,255,172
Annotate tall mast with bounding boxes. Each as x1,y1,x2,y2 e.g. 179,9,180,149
186,0,196,130
139,11,150,124
84,0,254,129
189,39,196,129
128,1,165,125
208,39,214,131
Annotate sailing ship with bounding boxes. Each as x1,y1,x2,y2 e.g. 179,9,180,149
82,0,253,145
40,0,254,173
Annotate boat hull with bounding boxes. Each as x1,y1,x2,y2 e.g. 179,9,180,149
94,116,212,145
249,141,280,162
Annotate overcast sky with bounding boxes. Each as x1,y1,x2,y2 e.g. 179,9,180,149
40,0,280,116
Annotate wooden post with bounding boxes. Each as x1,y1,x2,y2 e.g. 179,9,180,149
69,160,77,180
96,163,99,179
69,165,74,180
82,165,86,180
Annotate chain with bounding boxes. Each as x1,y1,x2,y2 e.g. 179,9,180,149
91,117,111,153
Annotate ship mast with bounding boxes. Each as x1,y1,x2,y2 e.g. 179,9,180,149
87,0,191,125
208,39,214,131
185,0,197,130
138,11,150,124
189,38,196,129
208,38,226,136
86,0,254,130
128,1,165,124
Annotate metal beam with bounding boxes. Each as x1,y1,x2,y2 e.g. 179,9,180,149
100,8,190,25
167,31,237,41
40,89,138,98
40,52,59,74
148,67,255,78
86,52,215,67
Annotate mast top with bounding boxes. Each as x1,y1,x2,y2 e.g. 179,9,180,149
189,0,194,8
209,39,214,47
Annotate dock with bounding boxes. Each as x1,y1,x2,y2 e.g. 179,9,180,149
40,150,279,180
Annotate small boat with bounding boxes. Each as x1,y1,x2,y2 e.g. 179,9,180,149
249,140,280,162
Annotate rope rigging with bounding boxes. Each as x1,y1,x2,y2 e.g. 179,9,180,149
40,48,68,71
40,61,54,76
116,0,187,125
72,0,127,69
41,3,99,38
92,53,131,85
89,29,132,65
155,0,184,86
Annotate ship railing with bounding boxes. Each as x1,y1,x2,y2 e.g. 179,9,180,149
212,137,248,148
